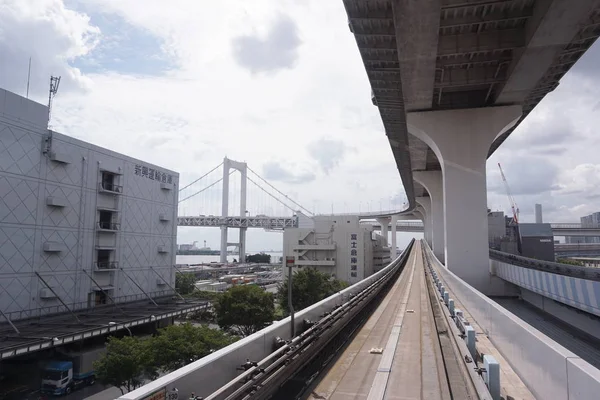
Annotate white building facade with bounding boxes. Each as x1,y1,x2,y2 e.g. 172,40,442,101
0,88,178,321
283,215,390,284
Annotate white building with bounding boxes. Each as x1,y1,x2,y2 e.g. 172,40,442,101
0,88,178,321
283,215,390,284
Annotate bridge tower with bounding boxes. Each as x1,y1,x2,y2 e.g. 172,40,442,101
220,157,248,263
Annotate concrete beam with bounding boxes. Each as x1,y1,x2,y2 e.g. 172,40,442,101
392,0,441,110
437,29,525,57
496,0,600,104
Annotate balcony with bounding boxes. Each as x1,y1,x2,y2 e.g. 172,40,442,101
95,261,119,271
97,221,120,232
98,182,123,194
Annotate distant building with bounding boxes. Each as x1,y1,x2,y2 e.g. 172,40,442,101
565,212,600,244
0,88,178,321
535,204,543,223
282,215,390,284
518,223,555,262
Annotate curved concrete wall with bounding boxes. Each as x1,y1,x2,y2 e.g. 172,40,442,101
117,241,414,400
492,260,600,318
424,243,600,400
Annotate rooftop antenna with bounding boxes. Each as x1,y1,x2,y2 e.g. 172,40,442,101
26,57,32,99
47,75,61,128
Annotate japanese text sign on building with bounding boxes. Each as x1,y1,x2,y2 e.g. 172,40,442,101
135,164,173,184
349,233,358,278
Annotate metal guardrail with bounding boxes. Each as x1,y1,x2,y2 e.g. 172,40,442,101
489,249,600,282
0,290,176,323
427,243,600,400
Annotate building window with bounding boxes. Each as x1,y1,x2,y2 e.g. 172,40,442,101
97,249,112,269
98,210,116,230
100,171,122,193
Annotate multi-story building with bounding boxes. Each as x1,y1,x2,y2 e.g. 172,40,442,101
282,215,390,284
0,88,178,321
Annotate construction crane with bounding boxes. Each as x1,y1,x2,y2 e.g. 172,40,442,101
498,162,519,224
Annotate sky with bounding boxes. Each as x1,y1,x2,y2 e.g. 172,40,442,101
1,0,599,251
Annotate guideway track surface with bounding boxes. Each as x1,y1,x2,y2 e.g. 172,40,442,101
308,241,480,400
202,241,416,400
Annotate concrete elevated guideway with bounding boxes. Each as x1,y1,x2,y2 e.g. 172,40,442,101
345,0,600,293
117,241,600,400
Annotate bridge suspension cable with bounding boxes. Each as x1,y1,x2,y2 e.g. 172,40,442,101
179,162,224,192
247,166,313,216
246,175,298,214
178,170,235,203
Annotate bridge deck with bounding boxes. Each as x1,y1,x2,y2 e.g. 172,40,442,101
308,242,473,400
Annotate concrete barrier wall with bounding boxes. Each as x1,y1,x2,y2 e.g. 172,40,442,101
424,243,600,400
117,242,413,400
492,260,600,318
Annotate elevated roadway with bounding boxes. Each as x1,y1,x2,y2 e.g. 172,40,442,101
344,0,600,292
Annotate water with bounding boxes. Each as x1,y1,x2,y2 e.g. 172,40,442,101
176,253,282,265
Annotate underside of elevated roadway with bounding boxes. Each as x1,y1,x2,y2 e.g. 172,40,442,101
345,0,600,207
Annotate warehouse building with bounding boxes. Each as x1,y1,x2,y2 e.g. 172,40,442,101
0,87,179,322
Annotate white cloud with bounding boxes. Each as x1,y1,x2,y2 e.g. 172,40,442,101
3,0,600,249
0,0,99,100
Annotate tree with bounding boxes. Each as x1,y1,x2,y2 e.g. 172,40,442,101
277,268,348,313
215,285,275,336
557,258,584,266
246,253,271,263
176,272,196,295
152,323,237,371
94,336,156,395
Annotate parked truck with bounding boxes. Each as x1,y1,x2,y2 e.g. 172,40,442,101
40,347,106,396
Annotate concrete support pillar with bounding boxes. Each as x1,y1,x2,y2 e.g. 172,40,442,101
414,206,431,245
416,197,432,248
376,217,390,246
391,215,398,258
414,171,444,263
239,165,248,263
220,158,230,263
408,106,521,292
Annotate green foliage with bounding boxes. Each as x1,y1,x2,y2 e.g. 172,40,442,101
246,253,271,263
557,258,585,266
152,323,236,371
94,336,156,395
176,272,196,295
215,285,275,336
94,324,236,394
277,268,348,313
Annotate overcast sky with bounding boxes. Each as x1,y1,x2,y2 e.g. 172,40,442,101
2,0,599,251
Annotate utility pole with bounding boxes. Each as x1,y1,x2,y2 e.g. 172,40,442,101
286,256,295,337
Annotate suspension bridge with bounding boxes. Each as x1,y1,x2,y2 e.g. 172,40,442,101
177,157,315,263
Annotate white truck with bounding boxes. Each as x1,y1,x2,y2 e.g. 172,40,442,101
41,347,106,396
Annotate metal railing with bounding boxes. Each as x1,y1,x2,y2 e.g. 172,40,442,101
0,290,177,323
489,249,600,281
99,181,123,193
97,221,120,231
95,261,119,270
550,223,583,229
